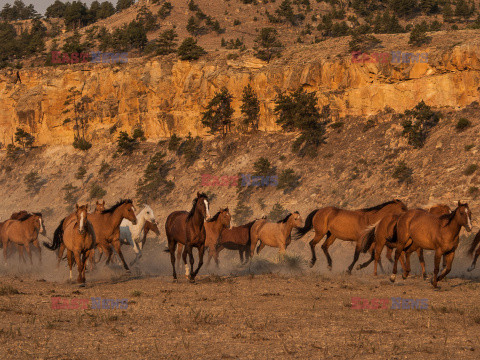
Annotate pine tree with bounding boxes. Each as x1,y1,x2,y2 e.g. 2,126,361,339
240,84,260,130
201,87,234,136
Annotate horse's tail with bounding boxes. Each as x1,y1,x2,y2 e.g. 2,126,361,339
43,218,65,251
294,209,318,240
468,232,480,256
361,224,377,253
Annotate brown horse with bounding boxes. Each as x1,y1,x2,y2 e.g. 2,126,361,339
60,204,95,284
467,231,480,272
45,199,137,272
250,212,303,258
358,204,451,276
390,201,472,288
94,200,105,214
1,211,43,260
142,220,160,249
175,208,232,268
1,212,46,265
165,192,211,282
295,200,407,273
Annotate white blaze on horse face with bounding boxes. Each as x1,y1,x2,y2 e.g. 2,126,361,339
466,208,472,229
204,200,211,219
79,212,85,233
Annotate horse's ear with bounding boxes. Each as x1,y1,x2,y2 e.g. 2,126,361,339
96,200,99,205
102,200,105,205
86,204,89,211
197,192,201,198
76,204,79,210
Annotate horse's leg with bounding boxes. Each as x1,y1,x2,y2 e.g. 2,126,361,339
73,251,83,283
357,245,375,271
347,241,363,274
3,238,8,265
373,239,387,276
431,249,442,288
168,239,177,281
32,239,41,264
321,233,336,270
57,242,65,268
390,245,404,283
437,251,454,283
176,243,183,273
308,230,326,268
418,249,427,279
18,245,25,263
112,239,130,272
24,243,33,265
402,250,412,279
192,245,205,280
244,246,250,263
386,247,394,263
468,246,480,272
182,243,190,280
214,245,222,267
256,242,266,255
67,250,73,280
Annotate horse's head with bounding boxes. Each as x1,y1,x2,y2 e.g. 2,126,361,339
95,200,105,213
75,204,89,235
196,192,211,221
122,201,138,225
456,201,472,232
220,208,231,229
393,199,408,212
291,211,303,230
32,212,47,236
142,205,156,224
149,222,161,236
428,204,451,217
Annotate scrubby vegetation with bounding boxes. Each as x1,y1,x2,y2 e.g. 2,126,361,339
136,151,175,202
401,101,440,148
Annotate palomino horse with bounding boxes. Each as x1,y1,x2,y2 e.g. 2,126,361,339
165,192,211,282
250,212,303,258
467,230,480,272
390,201,472,288
175,208,231,268
46,199,137,272
295,200,407,273
60,204,95,284
119,205,156,265
358,204,451,276
142,220,160,249
1,212,46,265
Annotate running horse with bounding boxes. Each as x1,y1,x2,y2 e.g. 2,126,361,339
142,220,160,249
358,204,451,276
1,212,46,265
390,201,472,288
295,200,407,273
250,212,303,258
45,199,137,272
165,192,211,282
51,204,95,284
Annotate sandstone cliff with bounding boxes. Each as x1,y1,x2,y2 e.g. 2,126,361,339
0,42,479,146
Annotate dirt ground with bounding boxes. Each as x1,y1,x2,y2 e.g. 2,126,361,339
0,239,480,360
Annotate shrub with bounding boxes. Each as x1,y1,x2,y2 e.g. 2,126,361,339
468,186,479,198
6,144,22,160
14,128,34,150
201,87,234,135
177,37,206,60
168,134,182,151
24,171,44,194
268,203,289,222
158,2,173,19
253,157,276,176
254,28,283,62
464,164,478,176
89,184,107,199
363,119,375,132
456,118,472,131
132,126,146,141
75,166,87,180
233,201,253,225
117,131,138,155
409,24,432,46
349,33,381,52
177,134,202,166
277,169,300,193
392,161,413,184
465,144,475,151
73,137,92,151
137,151,175,203
62,183,80,207
330,121,344,130
401,101,440,148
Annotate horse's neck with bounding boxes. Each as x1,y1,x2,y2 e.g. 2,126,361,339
105,210,125,234
190,207,204,230
281,219,295,241
210,219,225,236
442,217,462,242
134,211,147,231
365,210,383,224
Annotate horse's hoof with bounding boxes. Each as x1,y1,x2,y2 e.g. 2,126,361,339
79,283,86,288
172,278,178,283
309,261,315,268
356,264,362,270
402,274,408,280
390,274,396,283
327,265,332,271
467,265,474,272
346,270,352,275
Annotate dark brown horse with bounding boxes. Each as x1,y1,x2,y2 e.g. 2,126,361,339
295,200,407,273
467,231,480,272
165,192,211,282
358,204,451,276
391,201,472,288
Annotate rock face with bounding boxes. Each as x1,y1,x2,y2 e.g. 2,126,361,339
0,45,479,146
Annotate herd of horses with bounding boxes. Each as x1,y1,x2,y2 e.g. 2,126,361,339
0,192,478,288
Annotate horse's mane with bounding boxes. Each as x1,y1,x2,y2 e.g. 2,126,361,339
360,200,401,212
101,199,133,214
33,212,42,217
17,213,34,221
207,208,228,222
187,193,208,220
440,207,457,226
277,211,299,223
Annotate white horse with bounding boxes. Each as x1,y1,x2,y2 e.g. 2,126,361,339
119,205,156,265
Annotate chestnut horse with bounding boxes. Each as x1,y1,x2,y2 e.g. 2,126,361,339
358,204,451,276
390,201,472,288
60,204,95,284
250,212,303,258
295,200,407,273
45,199,137,272
142,220,160,249
1,212,46,265
175,208,232,268
165,192,211,282
94,200,105,213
